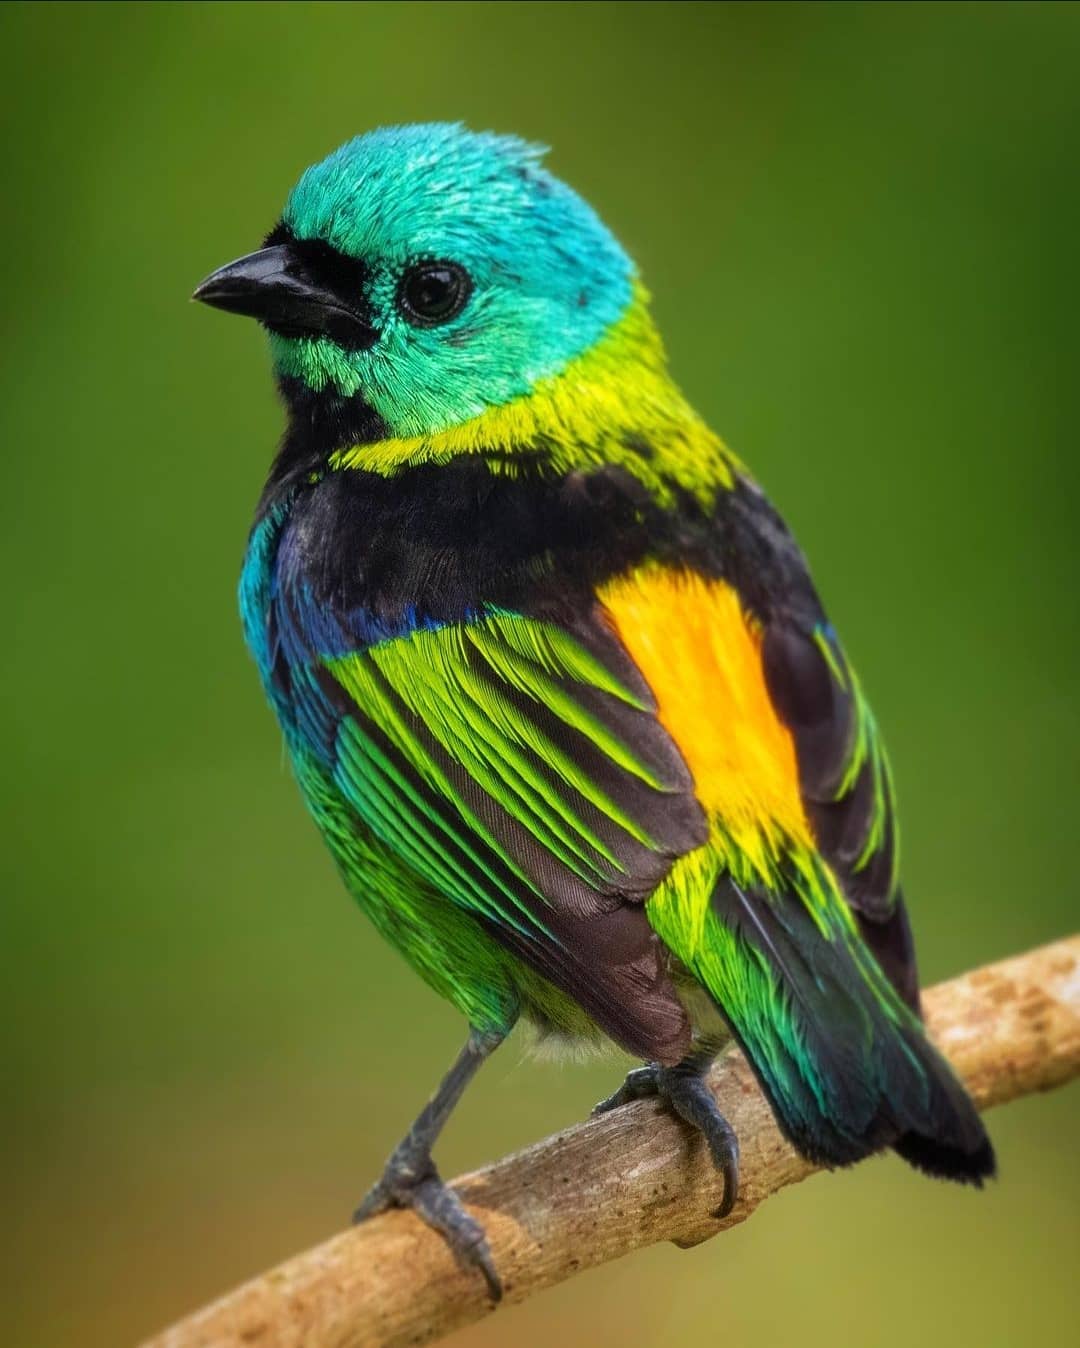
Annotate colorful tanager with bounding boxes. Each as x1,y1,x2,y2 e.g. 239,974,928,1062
195,124,994,1299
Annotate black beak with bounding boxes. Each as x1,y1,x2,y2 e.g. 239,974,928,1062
192,244,378,350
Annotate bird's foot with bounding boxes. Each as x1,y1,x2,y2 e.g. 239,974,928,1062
354,1148,502,1301
593,1061,740,1218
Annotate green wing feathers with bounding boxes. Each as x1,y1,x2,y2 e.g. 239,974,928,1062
301,609,706,1060
275,557,992,1180
323,613,705,911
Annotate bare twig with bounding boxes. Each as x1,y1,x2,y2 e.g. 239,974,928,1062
144,935,1080,1348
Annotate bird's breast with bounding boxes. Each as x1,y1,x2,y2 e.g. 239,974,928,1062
257,458,680,650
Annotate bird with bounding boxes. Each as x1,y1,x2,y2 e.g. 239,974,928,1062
194,122,994,1300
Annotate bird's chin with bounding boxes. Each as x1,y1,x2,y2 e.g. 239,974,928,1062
275,370,390,457
268,330,371,401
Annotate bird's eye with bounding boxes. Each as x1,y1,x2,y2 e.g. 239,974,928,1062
397,261,471,326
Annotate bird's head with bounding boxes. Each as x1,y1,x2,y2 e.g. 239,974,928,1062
194,123,637,442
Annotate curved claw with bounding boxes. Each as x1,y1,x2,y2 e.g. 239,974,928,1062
593,1062,740,1218
714,1149,740,1220
354,1165,502,1302
706,1118,740,1219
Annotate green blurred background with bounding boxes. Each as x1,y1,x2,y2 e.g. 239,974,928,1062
3,2,1078,1344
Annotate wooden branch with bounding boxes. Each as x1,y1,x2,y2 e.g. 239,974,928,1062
145,935,1080,1348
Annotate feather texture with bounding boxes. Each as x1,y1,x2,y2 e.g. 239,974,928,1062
224,122,993,1187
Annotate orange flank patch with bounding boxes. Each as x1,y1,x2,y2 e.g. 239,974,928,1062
599,567,812,856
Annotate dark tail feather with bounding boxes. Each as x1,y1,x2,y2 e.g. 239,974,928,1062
851,895,994,1179
891,1021,997,1183
894,1128,996,1184
853,893,922,1016
703,875,996,1184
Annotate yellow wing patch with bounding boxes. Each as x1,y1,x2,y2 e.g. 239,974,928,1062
599,566,813,868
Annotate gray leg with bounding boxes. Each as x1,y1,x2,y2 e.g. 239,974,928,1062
593,1043,740,1218
354,1027,506,1300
